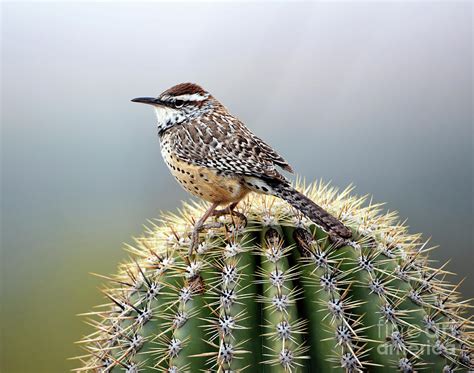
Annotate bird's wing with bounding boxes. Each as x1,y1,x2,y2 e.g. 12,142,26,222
171,116,293,181
237,124,294,173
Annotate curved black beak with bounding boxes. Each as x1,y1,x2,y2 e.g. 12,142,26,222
131,97,160,105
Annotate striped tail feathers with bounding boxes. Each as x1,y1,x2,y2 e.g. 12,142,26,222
274,181,352,238
245,177,352,239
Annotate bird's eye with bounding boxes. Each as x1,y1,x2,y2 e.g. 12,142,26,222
174,100,184,108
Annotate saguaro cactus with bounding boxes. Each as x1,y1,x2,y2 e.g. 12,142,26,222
76,181,473,372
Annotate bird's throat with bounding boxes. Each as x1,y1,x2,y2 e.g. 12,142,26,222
154,106,184,135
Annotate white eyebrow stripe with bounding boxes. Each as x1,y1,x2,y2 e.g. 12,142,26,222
172,93,208,101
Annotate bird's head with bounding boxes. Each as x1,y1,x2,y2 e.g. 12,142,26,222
132,83,214,134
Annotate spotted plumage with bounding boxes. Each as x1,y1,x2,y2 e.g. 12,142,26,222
132,83,352,254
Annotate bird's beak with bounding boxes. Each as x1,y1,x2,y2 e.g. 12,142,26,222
131,97,161,105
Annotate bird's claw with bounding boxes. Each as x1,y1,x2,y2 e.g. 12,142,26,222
188,221,225,256
188,207,247,257
212,209,248,229
201,222,225,230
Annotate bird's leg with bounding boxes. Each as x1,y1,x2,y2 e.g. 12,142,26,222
212,202,247,228
189,202,220,256
211,201,238,217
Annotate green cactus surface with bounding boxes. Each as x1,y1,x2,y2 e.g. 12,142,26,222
76,181,473,372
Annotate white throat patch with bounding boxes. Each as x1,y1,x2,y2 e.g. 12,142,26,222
153,106,183,133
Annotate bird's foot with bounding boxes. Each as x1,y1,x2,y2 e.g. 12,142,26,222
188,221,224,256
201,222,225,230
212,208,248,229
188,203,247,256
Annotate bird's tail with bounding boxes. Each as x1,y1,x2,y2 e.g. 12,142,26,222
269,180,352,239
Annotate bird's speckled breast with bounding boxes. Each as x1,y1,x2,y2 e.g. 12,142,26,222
160,132,249,204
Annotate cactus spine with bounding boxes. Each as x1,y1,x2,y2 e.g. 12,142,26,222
76,181,473,372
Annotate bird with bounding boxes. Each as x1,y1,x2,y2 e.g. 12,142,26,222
132,83,352,255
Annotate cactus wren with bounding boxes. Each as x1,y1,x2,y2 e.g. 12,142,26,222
132,83,352,255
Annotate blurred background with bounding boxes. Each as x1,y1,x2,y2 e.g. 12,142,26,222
1,1,472,372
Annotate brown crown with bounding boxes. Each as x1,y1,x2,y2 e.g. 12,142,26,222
160,83,207,97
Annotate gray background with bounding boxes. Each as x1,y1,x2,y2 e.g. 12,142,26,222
1,2,472,371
